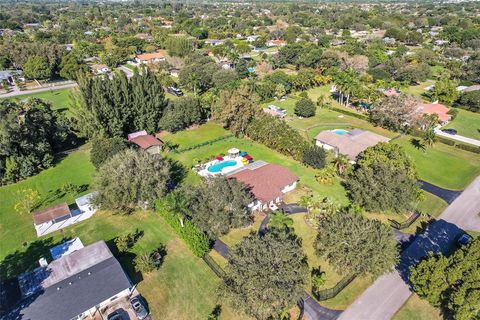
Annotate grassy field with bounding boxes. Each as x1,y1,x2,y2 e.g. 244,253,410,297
393,294,442,320
162,122,231,149
443,109,480,140
393,136,480,190
1,88,75,115
0,146,95,259
402,80,435,98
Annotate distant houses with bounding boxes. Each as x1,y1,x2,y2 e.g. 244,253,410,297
133,50,166,65
267,39,287,47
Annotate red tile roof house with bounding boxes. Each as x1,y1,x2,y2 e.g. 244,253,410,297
128,131,163,154
227,161,298,211
417,102,451,124
267,39,287,47
133,50,166,65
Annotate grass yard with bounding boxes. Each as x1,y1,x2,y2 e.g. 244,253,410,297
162,122,231,149
393,294,442,320
220,215,263,248
290,213,373,310
393,136,480,190
1,88,75,115
166,124,348,204
443,108,480,140
0,146,95,259
403,80,435,98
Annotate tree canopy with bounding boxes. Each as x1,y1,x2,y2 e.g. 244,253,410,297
315,209,399,277
345,143,420,213
223,231,308,319
94,149,172,212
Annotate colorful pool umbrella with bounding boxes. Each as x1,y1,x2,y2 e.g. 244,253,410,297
244,155,252,160
216,156,223,160
239,151,247,157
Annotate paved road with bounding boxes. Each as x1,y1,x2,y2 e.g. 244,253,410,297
418,179,462,204
435,128,480,147
0,82,78,98
338,176,480,320
213,239,230,259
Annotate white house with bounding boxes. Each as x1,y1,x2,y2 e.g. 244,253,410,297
227,161,298,211
133,51,166,65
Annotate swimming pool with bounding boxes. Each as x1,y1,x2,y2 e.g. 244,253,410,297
332,129,349,135
208,160,238,173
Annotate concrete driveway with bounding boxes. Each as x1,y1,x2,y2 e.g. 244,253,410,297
435,128,480,147
338,176,480,320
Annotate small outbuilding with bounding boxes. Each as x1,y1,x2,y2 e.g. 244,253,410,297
128,131,163,154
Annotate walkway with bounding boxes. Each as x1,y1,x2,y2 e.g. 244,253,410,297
435,128,480,147
418,179,462,204
338,175,480,320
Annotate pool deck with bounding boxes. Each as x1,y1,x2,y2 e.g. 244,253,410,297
197,156,246,177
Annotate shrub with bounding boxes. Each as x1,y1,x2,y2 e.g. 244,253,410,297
303,145,327,169
134,253,156,273
294,97,316,117
436,136,456,146
155,200,210,257
455,143,480,154
447,108,459,120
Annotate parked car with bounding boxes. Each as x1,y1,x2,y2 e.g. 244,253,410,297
167,86,183,97
107,310,127,320
457,233,472,246
442,128,457,135
130,296,149,320
267,104,287,116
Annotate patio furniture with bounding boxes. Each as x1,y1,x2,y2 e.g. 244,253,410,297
228,148,240,158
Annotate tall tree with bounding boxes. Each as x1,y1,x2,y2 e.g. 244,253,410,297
223,231,308,319
315,209,399,277
94,149,172,212
345,143,420,213
214,86,261,136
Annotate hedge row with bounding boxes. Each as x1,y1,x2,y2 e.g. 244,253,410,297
175,134,234,153
155,201,211,257
331,107,368,120
409,129,479,153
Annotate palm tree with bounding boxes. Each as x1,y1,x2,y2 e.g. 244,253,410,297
268,211,294,232
422,114,438,148
334,154,350,176
164,191,189,227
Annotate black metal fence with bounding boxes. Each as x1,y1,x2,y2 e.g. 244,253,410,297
313,273,357,301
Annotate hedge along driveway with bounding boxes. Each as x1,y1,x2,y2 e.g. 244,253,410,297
393,136,480,190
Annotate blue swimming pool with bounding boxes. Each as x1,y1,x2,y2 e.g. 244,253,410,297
208,160,238,173
332,129,348,135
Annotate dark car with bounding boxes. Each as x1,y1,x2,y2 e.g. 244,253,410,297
167,86,183,97
130,296,149,320
442,128,457,135
457,233,472,246
107,310,126,320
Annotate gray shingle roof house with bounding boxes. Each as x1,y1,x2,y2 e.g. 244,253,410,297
315,129,390,161
8,241,132,320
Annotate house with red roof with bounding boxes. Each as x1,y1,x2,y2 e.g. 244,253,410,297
227,161,298,211
128,131,163,154
267,39,287,47
417,102,451,124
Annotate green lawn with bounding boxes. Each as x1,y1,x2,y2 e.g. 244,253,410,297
393,136,480,190
444,108,480,140
290,213,373,310
162,122,231,149
393,294,442,320
1,88,75,115
0,146,95,259
403,80,435,98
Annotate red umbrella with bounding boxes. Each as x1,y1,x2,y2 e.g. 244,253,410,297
216,156,223,160
244,155,252,160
